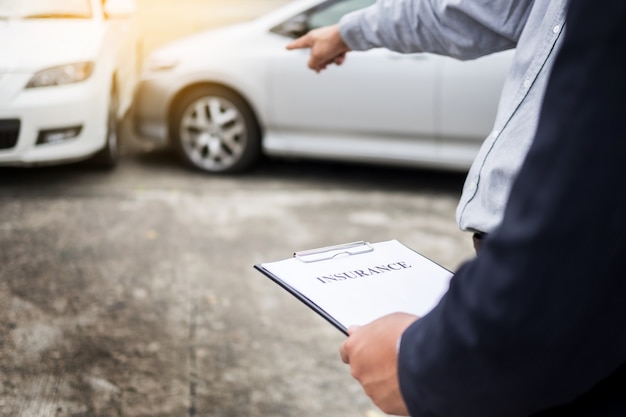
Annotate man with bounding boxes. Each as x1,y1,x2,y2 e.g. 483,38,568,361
339,0,626,415
287,0,568,250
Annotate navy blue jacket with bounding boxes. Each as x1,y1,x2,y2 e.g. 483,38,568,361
398,0,626,416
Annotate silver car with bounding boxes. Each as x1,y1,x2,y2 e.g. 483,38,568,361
132,0,512,174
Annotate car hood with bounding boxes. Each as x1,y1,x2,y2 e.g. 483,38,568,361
150,23,257,60
0,19,103,72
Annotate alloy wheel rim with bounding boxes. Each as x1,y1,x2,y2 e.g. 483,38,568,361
180,96,247,171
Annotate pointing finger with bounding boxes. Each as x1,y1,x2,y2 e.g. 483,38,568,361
286,35,310,50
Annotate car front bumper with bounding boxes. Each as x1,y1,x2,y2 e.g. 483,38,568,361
132,73,178,146
0,73,108,166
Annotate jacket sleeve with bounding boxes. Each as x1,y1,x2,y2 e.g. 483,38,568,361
338,0,533,59
397,0,626,416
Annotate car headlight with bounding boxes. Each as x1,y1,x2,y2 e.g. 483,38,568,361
26,62,94,88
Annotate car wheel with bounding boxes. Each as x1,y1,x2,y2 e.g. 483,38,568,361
91,84,120,168
170,86,261,174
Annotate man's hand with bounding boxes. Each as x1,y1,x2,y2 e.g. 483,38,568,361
340,313,418,416
285,24,351,73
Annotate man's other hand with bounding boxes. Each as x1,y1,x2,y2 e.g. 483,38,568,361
340,313,418,416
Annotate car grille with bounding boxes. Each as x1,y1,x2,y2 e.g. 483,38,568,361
0,119,20,150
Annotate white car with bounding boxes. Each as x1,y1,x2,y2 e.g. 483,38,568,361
0,0,139,168
133,0,513,174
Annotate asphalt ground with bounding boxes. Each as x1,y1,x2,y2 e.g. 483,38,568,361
0,119,474,417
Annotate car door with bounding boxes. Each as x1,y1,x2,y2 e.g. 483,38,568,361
437,50,513,144
268,0,437,149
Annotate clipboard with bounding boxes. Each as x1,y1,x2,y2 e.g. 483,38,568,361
254,240,453,335
293,241,374,263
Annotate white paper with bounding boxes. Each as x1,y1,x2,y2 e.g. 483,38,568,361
258,240,453,330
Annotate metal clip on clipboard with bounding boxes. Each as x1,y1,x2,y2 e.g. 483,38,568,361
293,241,374,263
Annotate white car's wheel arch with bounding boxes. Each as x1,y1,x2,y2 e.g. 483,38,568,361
168,82,264,174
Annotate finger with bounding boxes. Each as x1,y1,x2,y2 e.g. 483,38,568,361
347,325,361,335
333,53,346,66
340,340,350,364
321,58,336,69
285,35,310,50
310,59,326,72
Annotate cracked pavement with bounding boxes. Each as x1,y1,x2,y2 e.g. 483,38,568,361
0,126,474,416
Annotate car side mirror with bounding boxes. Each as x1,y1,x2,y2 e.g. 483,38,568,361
104,0,137,19
271,14,309,38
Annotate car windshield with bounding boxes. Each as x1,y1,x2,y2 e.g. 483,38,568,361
308,0,375,30
0,0,92,19
271,0,376,38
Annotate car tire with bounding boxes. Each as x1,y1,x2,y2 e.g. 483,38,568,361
170,85,261,174
91,84,120,168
